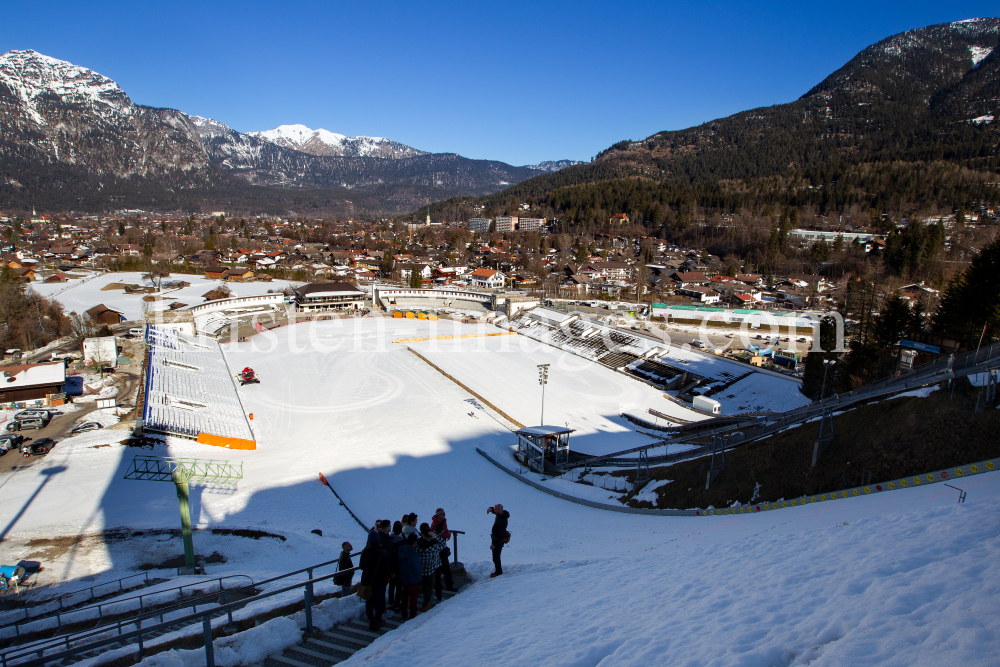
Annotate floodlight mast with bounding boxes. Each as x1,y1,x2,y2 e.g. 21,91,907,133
537,364,550,425
125,456,243,571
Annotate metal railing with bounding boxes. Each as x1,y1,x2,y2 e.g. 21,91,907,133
1,573,151,624
5,566,352,667
1,532,466,667
0,575,254,638
553,340,1000,472
449,531,465,564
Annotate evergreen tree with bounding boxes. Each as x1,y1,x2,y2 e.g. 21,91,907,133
933,237,1000,344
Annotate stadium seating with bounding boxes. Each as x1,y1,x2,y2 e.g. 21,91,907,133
142,326,253,441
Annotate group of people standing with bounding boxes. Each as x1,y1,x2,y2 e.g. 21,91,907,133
336,508,456,631
333,504,510,632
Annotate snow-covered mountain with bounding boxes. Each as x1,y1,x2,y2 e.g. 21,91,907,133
249,124,426,159
0,49,210,179
526,159,585,172
0,50,544,211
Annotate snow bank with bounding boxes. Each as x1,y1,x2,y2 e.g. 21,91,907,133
633,478,672,506
348,474,1000,666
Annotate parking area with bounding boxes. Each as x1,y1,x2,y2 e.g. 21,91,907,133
0,404,96,473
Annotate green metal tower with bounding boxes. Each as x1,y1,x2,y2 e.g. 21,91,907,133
125,456,244,571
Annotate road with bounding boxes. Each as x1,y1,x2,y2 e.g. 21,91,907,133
0,367,140,475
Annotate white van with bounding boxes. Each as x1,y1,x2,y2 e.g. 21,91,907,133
129,327,144,336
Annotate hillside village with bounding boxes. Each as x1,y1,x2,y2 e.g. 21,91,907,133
2,204,991,316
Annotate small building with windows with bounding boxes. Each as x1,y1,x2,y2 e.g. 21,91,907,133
515,425,574,473
294,282,367,312
83,336,118,368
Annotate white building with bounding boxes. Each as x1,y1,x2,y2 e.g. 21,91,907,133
294,282,367,312
469,268,505,289
469,218,493,233
83,336,118,368
518,218,546,232
789,229,874,246
494,216,518,232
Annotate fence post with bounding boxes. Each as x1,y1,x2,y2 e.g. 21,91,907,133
303,569,314,635
203,616,215,667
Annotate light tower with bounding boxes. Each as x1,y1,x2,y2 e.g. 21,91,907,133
125,456,243,573
537,363,550,424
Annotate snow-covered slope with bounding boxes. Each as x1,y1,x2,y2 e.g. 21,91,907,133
0,318,995,667
352,477,999,667
0,50,129,126
525,159,584,172
0,49,210,178
249,124,426,159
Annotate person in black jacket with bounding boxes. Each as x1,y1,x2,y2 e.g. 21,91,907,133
388,521,405,610
487,503,509,577
375,520,398,616
333,541,354,597
359,531,390,630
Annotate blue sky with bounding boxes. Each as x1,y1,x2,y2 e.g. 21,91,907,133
2,1,997,165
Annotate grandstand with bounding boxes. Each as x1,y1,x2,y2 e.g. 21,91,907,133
141,326,255,448
372,287,539,318
509,309,807,415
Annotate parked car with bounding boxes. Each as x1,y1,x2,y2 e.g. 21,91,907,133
691,340,706,349
70,422,103,435
8,417,48,432
0,434,23,454
129,327,144,336
21,438,56,458
15,409,50,420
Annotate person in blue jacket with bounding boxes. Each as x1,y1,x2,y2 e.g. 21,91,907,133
396,533,423,620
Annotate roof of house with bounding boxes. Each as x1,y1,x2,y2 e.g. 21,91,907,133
470,268,500,278
673,272,709,283
0,362,66,389
295,282,365,298
679,285,718,295
85,304,124,319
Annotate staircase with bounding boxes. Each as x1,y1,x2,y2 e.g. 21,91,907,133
267,582,466,667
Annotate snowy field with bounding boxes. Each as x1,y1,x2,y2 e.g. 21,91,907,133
30,272,301,321
0,317,995,666
709,372,814,413
410,333,704,456
515,314,810,415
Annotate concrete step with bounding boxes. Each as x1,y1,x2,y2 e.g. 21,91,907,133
319,631,369,647
306,638,358,655
287,643,348,665
269,655,316,667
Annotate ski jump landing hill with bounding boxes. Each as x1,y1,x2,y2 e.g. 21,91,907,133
0,318,995,667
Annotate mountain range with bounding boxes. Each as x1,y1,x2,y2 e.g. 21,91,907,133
0,50,578,215
437,18,1000,220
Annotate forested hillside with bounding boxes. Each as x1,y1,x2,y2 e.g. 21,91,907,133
421,19,1000,228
